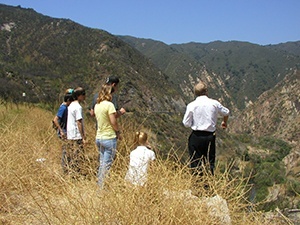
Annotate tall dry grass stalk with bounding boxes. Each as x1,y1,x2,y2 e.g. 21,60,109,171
0,103,292,224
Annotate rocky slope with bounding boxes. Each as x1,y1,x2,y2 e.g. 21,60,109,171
230,69,299,147
230,69,300,184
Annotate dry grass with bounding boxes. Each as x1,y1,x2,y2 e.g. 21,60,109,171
0,103,293,224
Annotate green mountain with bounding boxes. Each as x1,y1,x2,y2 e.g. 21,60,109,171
0,4,184,114
119,36,300,110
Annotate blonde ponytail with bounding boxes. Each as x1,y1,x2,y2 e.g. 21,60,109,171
134,131,148,146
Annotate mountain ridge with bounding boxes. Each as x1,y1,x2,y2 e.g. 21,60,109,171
119,35,300,111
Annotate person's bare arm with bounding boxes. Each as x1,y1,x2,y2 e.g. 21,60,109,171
53,116,66,138
221,115,229,129
76,119,86,143
115,107,126,118
89,109,95,117
109,113,122,140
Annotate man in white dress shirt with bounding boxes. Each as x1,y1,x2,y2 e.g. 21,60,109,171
182,81,230,176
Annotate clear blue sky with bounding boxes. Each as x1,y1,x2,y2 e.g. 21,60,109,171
1,0,300,45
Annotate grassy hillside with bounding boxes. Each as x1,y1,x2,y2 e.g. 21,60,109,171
0,103,294,224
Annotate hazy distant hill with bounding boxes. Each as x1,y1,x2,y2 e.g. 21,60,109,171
267,41,300,57
119,36,300,110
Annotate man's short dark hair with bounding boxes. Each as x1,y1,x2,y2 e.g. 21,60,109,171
73,87,85,100
64,93,73,102
106,76,120,85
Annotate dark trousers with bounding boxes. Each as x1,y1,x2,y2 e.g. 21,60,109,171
188,130,216,175
62,139,84,177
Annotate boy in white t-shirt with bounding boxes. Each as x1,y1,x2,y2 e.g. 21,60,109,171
125,132,156,186
65,87,86,176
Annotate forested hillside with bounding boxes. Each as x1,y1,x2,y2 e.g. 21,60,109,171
119,36,300,110
0,4,184,114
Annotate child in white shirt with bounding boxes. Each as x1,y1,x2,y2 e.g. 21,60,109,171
125,132,156,186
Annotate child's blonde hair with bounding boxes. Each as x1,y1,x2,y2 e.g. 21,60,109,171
134,132,148,146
